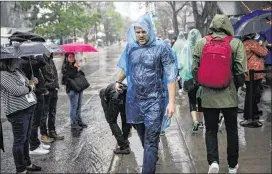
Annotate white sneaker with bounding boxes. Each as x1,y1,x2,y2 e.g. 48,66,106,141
40,143,50,150
29,147,49,155
228,164,239,173
208,162,219,173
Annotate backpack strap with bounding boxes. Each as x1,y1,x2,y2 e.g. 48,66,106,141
224,36,233,42
205,35,213,42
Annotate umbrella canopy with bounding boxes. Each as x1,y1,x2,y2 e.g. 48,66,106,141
0,47,18,59
9,31,46,43
235,11,272,36
6,42,64,57
60,42,98,53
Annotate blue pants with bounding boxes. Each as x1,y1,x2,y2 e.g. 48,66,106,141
134,116,162,174
67,90,83,124
7,105,35,172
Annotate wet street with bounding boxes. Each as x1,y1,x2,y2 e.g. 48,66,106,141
1,44,272,173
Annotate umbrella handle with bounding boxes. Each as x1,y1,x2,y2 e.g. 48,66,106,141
28,57,34,79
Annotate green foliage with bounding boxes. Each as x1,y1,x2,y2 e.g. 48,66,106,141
18,1,101,39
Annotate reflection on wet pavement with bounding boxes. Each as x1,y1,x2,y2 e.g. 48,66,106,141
1,44,125,173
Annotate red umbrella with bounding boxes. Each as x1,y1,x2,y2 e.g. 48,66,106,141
60,42,98,53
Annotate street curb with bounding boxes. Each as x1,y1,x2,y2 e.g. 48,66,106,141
107,144,119,173
174,113,198,174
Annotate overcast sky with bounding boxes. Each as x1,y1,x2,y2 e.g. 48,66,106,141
114,2,146,21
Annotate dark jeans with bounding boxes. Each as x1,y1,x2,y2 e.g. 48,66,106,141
133,116,162,174
100,96,130,149
40,90,58,135
203,107,239,168
29,94,44,150
188,85,201,112
7,105,35,172
244,79,262,120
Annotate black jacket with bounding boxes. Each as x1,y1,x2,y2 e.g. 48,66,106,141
62,63,85,93
18,56,48,95
99,83,127,104
41,56,60,91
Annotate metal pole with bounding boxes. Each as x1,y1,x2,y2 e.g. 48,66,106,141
248,69,254,121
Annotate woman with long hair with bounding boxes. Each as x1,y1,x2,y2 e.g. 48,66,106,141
0,47,42,173
61,53,88,130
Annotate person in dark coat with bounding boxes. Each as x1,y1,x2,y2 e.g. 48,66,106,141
99,83,131,154
0,119,4,152
40,53,64,140
18,55,52,154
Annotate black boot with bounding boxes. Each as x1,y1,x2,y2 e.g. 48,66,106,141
78,122,88,128
48,130,64,140
113,146,131,155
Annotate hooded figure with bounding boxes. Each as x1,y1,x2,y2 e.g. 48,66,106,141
180,29,202,81
172,31,187,69
191,14,247,173
116,14,178,174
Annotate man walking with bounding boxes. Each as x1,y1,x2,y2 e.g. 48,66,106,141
192,14,247,173
115,14,177,173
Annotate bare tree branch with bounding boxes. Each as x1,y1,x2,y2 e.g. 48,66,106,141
176,2,189,13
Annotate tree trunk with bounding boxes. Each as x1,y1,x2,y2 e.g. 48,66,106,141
173,12,179,36
84,32,88,44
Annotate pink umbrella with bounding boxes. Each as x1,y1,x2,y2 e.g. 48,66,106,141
60,42,98,53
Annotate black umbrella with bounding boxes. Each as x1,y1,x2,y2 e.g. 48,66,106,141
9,31,46,43
235,12,272,36
6,41,64,57
0,47,18,60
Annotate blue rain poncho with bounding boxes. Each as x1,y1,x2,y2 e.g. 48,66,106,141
117,14,178,127
172,31,187,69
179,29,202,81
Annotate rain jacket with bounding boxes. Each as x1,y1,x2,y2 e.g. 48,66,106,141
172,31,187,69
42,54,60,91
243,39,267,81
192,14,247,108
117,14,178,126
179,29,202,81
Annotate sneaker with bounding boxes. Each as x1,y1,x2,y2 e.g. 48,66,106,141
29,147,49,155
228,164,239,173
208,161,219,173
26,164,42,171
48,130,64,140
41,135,54,143
40,143,50,150
71,123,83,130
198,122,204,129
113,147,131,155
78,122,88,128
192,121,199,132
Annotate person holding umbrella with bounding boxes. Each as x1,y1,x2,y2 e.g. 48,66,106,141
61,53,89,130
0,47,42,173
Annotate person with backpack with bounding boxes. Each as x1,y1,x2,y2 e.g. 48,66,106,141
192,14,247,173
179,29,202,132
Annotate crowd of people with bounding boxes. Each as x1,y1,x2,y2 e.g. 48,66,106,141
0,12,271,174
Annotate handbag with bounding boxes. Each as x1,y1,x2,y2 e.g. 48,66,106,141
183,78,195,92
67,73,90,92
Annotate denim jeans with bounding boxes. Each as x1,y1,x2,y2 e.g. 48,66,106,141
7,105,35,172
67,90,83,124
29,94,43,150
134,115,162,174
203,107,239,168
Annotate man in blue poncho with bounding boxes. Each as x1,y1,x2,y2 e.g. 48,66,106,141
115,14,178,173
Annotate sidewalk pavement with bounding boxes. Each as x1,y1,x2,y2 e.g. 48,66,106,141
109,91,271,173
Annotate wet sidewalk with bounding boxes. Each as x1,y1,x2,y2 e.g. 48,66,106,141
109,90,272,173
